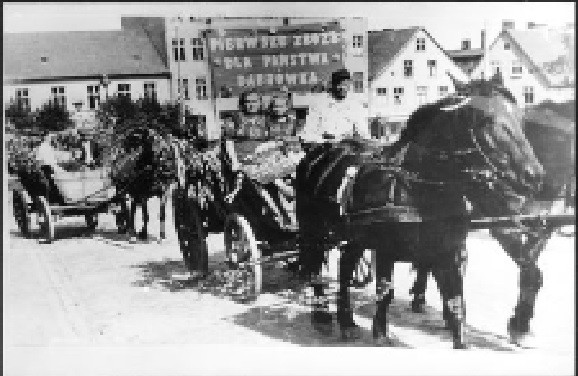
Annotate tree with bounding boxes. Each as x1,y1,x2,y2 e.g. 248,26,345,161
4,99,37,134
35,101,75,132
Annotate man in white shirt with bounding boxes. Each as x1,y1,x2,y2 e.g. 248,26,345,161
298,68,364,143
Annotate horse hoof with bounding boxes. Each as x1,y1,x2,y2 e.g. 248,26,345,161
138,231,148,240
372,317,393,346
339,323,363,342
453,341,469,350
312,311,334,336
508,325,537,348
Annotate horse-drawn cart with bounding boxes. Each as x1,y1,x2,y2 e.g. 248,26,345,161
10,137,146,243
173,136,575,303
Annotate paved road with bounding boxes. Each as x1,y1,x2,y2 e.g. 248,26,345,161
4,195,575,375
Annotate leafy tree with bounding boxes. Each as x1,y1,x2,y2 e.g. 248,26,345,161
35,101,75,132
4,99,38,134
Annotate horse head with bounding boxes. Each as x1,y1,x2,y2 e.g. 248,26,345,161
401,73,544,198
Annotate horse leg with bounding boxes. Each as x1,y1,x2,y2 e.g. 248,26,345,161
306,240,333,335
431,251,468,349
495,227,553,344
373,257,395,346
159,192,167,240
336,243,365,341
410,265,429,313
139,197,149,240
129,197,138,239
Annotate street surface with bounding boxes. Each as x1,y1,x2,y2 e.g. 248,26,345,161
3,194,575,375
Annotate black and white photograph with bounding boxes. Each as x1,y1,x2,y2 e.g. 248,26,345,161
3,2,575,375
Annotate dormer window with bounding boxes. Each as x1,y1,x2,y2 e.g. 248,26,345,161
504,42,511,50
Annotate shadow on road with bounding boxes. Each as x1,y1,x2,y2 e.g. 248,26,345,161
130,257,515,349
228,298,515,350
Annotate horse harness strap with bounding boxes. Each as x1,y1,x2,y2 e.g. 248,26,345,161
312,149,349,196
337,166,360,215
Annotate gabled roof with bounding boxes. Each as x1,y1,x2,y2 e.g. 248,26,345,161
488,29,573,87
3,29,170,83
507,29,567,67
368,28,418,81
368,27,458,82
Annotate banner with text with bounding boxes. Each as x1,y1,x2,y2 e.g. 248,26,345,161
208,22,345,97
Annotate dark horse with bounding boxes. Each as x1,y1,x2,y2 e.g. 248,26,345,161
294,76,544,348
410,97,575,345
114,127,175,241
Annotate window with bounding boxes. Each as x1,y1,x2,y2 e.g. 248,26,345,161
173,38,186,61
50,86,66,108
40,56,48,63
15,88,30,110
352,72,364,93
417,86,428,105
512,62,523,76
179,79,189,100
376,88,387,96
144,82,157,101
394,87,404,104
196,77,208,100
491,61,501,76
191,38,204,60
416,37,426,51
523,86,534,104
439,85,449,97
504,42,511,50
353,35,364,49
117,84,131,100
404,60,413,77
87,85,100,110
427,60,437,77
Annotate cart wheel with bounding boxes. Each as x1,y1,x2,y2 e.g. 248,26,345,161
115,195,131,234
86,214,98,231
175,192,209,275
12,190,32,237
224,213,262,301
38,196,55,243
351,249,375,289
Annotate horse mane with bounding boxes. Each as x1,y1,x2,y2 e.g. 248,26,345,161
386,96,460,158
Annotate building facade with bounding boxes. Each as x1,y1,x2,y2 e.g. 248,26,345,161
368,27,469,143
138,16,369,140
3,29,171,128
471,21,575,107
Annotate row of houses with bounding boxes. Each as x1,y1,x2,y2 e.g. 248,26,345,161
3,16,575,142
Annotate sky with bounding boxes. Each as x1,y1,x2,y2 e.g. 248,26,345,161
3,2,575,50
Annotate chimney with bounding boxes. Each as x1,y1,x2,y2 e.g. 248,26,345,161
461,39,471,50
502,20,515,31
481,29,486,50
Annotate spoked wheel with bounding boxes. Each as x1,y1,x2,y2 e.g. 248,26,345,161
37,196,55,243
174,190,209,275
224,213,262,301
351,249,375,289
12,189,32,237
115,194,131,234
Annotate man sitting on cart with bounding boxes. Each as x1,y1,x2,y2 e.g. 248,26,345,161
297,68,365,144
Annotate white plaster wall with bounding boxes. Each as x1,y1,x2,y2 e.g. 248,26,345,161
4,77,171,112
471,34,574,107
369,29,469,121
